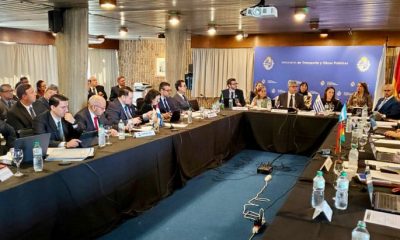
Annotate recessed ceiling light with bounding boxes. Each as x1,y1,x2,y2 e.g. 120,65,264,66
294,7,308,22
119,26,128,36
100,0,117,10
320,30,329,38
207,24,217,36
168,12,180,26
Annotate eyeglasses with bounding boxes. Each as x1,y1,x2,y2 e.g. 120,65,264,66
162,88,172,92
94,105,106,110
384,90,391,92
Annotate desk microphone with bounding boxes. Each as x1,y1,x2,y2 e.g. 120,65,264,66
264,175,272,182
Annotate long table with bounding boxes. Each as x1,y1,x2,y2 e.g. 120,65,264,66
0,111,337,240
263,126,400,239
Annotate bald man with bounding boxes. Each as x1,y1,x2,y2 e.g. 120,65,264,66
87,76,107,100
374,84,400,120
75,95,116,136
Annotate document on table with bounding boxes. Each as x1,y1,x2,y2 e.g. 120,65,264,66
375,121,397,128
370,170,400,184
374,139,400,145
375,146,400,154
364,209,400,230
46,147,94,161
164,123,188,128
365,160,400,170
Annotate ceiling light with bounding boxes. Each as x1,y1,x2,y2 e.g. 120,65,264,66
320,30,329,38
168,12,180,26
235,31,247,41
207,24,217,36
309,19,319,30
100,0,117,10
294,7,308,22
119,26,128,36
97,35,105,43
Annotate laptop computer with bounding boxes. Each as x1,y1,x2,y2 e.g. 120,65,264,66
13,133,51,164
170,110,181,123
79,131,98,148
365,168,400,214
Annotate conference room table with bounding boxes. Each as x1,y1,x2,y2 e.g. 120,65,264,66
0,110,338,240
263,125,400,240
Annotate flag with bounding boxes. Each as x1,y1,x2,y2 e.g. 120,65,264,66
338,103,347,122
336,103,347,154
156,107,164,127
312,95,325,113
393,48,400,99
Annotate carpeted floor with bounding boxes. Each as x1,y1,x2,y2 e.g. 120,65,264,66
99,150,310,240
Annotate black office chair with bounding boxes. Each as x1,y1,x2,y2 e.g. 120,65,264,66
136,98,144,113
17,128,34,138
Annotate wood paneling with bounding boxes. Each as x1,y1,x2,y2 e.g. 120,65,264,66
89,39,119,50
192,31,400,48
0,27,55,45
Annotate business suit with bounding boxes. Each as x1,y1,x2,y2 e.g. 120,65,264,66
105,98,138,125
33,111,81,147
6,101,41,133
221,89,246,108
109,85,121,102
75,107,109,132
173,93,191,111
33,96,50,113
88,85,108,100
0,120,16,154
374,97,400,119
0,98,15,120
277,92,307,110
159,97,177,113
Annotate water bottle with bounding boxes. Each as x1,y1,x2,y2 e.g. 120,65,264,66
118,119,125,140
228,98,233,108
266,98,272,111
152,110,159,132
311,171,325,208
351,220,370,240
361,105,368,119
98,124,106,147
348,144,359,170
335,171,349,210
32,141,43,172
346,117,352,133
187,108,193,124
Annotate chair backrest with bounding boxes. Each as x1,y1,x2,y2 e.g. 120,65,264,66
17,128,34,138
189,99,200,111
136,98,144,112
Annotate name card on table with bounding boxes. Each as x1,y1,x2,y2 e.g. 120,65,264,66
320,156,333,172
207,112,218,118
297,110,316,116
312,200,333,222
232,107,248,111
134,130,156,138
271,109,288,114
0,165,13,182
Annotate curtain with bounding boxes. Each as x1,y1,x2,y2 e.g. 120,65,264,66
88,48,119,96
0,43,58,88
192,48,254,99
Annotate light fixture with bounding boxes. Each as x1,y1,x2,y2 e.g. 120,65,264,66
119,26,128,36
97,35,105,43
309,19,319,30
320,30,329,38
168,12,180,26
51,32,57,37
235,31,248,41
100,0,117,10
0,41,17,45
294,7,308,22
207,23,217,36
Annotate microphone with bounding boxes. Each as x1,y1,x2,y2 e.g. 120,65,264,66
264,175,272,182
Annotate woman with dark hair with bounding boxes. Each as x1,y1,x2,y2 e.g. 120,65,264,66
140,89,161,114
322,86,343,112
36,80,46,99
298,82,313,109
347,82,373,111
250,82,264,103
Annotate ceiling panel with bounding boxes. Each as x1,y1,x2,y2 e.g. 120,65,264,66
0,0,399,39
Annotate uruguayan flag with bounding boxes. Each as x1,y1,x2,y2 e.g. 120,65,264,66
313,95,325,113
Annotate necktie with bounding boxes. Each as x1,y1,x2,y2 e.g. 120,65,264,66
57,121,65,141
124,105,132,119
163,98,170,112
93,116,99,130
29,106,36,118
289,95,294,108
7,100,12,108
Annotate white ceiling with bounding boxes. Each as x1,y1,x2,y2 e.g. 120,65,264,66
0,0,400,39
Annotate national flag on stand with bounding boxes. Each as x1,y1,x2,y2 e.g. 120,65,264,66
335,103,347,154
393,49,400,99
312,94,325,113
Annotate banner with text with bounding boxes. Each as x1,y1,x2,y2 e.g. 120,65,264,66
253,46,384,103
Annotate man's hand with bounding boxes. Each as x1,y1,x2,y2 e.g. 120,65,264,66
64,113,76,125
110,129,118,137
66,139,81,148
162,112,172,120
98,92,104,96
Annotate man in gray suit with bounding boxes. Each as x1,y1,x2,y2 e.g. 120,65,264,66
0,84,16,120
173,80,190,111
277,80,306,110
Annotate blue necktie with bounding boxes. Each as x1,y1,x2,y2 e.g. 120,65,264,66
57,121,65,141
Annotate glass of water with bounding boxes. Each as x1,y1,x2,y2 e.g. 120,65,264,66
11,148,24,177
363,122,371,135
359,134,368,152
104,125,112,145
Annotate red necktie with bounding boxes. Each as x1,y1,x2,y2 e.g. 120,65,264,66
94,116,99,130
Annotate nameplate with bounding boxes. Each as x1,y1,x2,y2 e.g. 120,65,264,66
312,200,333,222
134,130,156,138
0,166,13,182
207,112,218,118
232,107,248,111
271,109,288,114
320,156,333,172
298,110,316,116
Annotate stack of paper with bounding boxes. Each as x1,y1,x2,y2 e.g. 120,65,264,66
164,123,188,128
376,121,397,128
46,148,94,162
375,139,400,145
370,170,400,185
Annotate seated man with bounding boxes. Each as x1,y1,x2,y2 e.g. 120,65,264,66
373,84,400,120
173,80,191,111
75,95,117,136
6,84,41,134
220,78,246,108
0,84,16,120
33,84,59,113
109,76,126,102
0,119,16,155
106,87,151,127
159,82,177,120
33,94,82,148
87,76,107,100
277,80,306,110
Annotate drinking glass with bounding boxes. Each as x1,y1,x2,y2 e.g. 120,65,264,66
351,129,359,148
332,160,343,192
359,134,368,152
363,122,371,135
11,148,24,177
275,99,280,108
104,125,112,145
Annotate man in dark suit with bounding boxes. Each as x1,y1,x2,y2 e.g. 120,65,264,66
87,76,107,100
75,95,117,135
220,78,246,108
0,119,16,154
0,84,17,120
33,94,82,148
173,80,191,111
159,82,177,120
374,84,400,119
277,80,307,110
6,84,41,134
109,76,126,101
33,84,59,113
106,86,144,127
